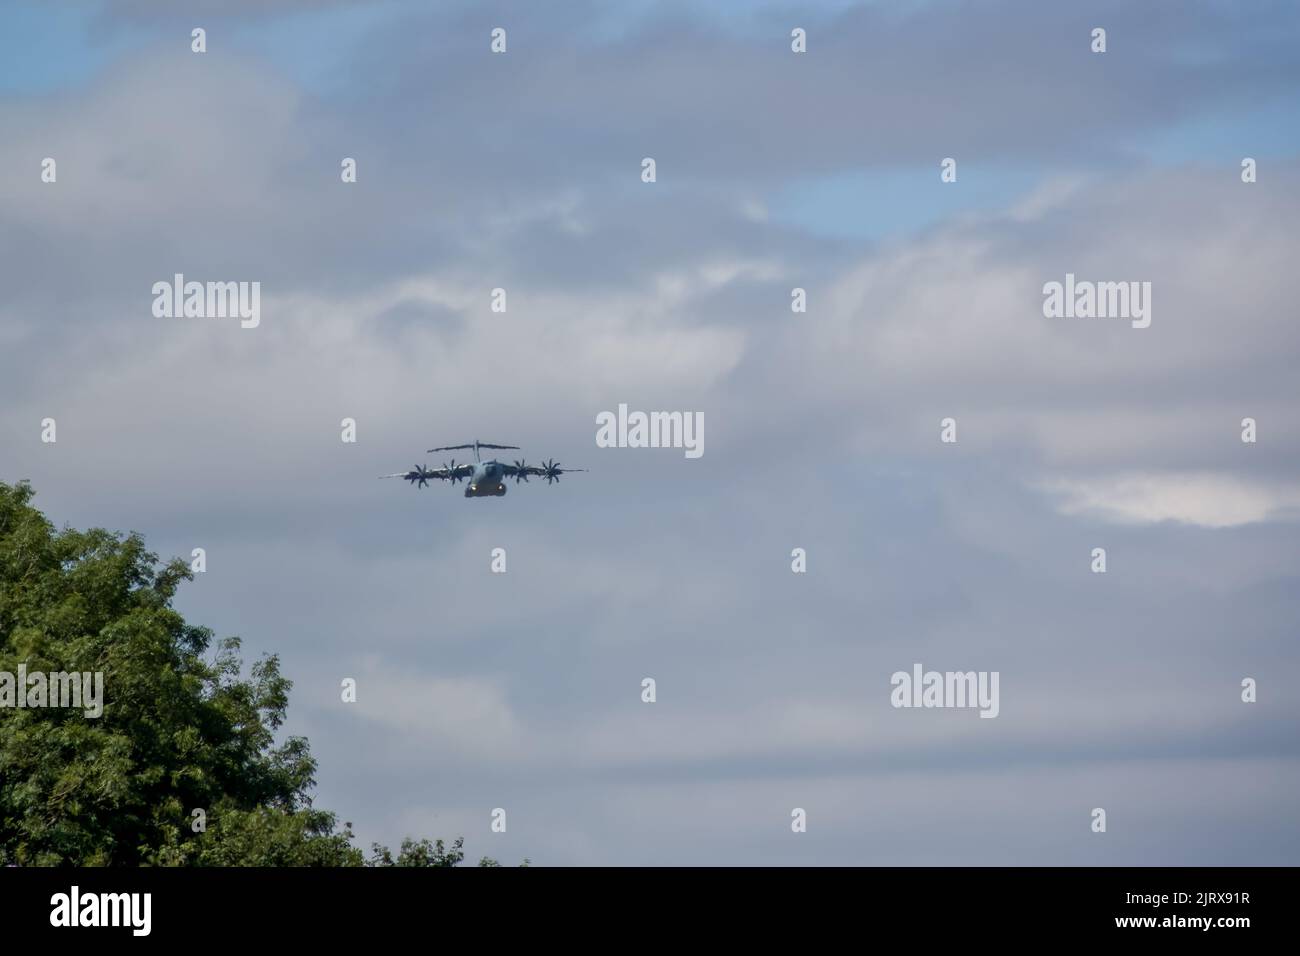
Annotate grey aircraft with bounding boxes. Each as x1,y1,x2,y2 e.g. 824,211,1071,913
381,440,587,498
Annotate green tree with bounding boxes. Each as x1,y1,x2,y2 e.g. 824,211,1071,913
366,836,511,868
0,481,503,867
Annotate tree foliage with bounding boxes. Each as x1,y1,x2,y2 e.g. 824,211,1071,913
0,481,501,866
367,836,514,868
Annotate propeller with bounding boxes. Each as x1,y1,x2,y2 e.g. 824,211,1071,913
444,460,462,485
512,459,530,483
540,459,589,484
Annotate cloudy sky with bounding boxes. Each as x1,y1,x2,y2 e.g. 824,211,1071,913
3,0,1299,865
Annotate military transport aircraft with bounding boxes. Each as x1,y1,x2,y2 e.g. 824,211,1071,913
381,440,587,498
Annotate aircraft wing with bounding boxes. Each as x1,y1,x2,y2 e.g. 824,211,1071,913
379,463,473,486
501,459,587,484
500,463,543,479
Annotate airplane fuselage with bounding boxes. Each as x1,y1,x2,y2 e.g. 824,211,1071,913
465,460,507,497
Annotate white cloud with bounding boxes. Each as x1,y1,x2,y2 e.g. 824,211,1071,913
350,661,525,759
1038,472,1300,528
